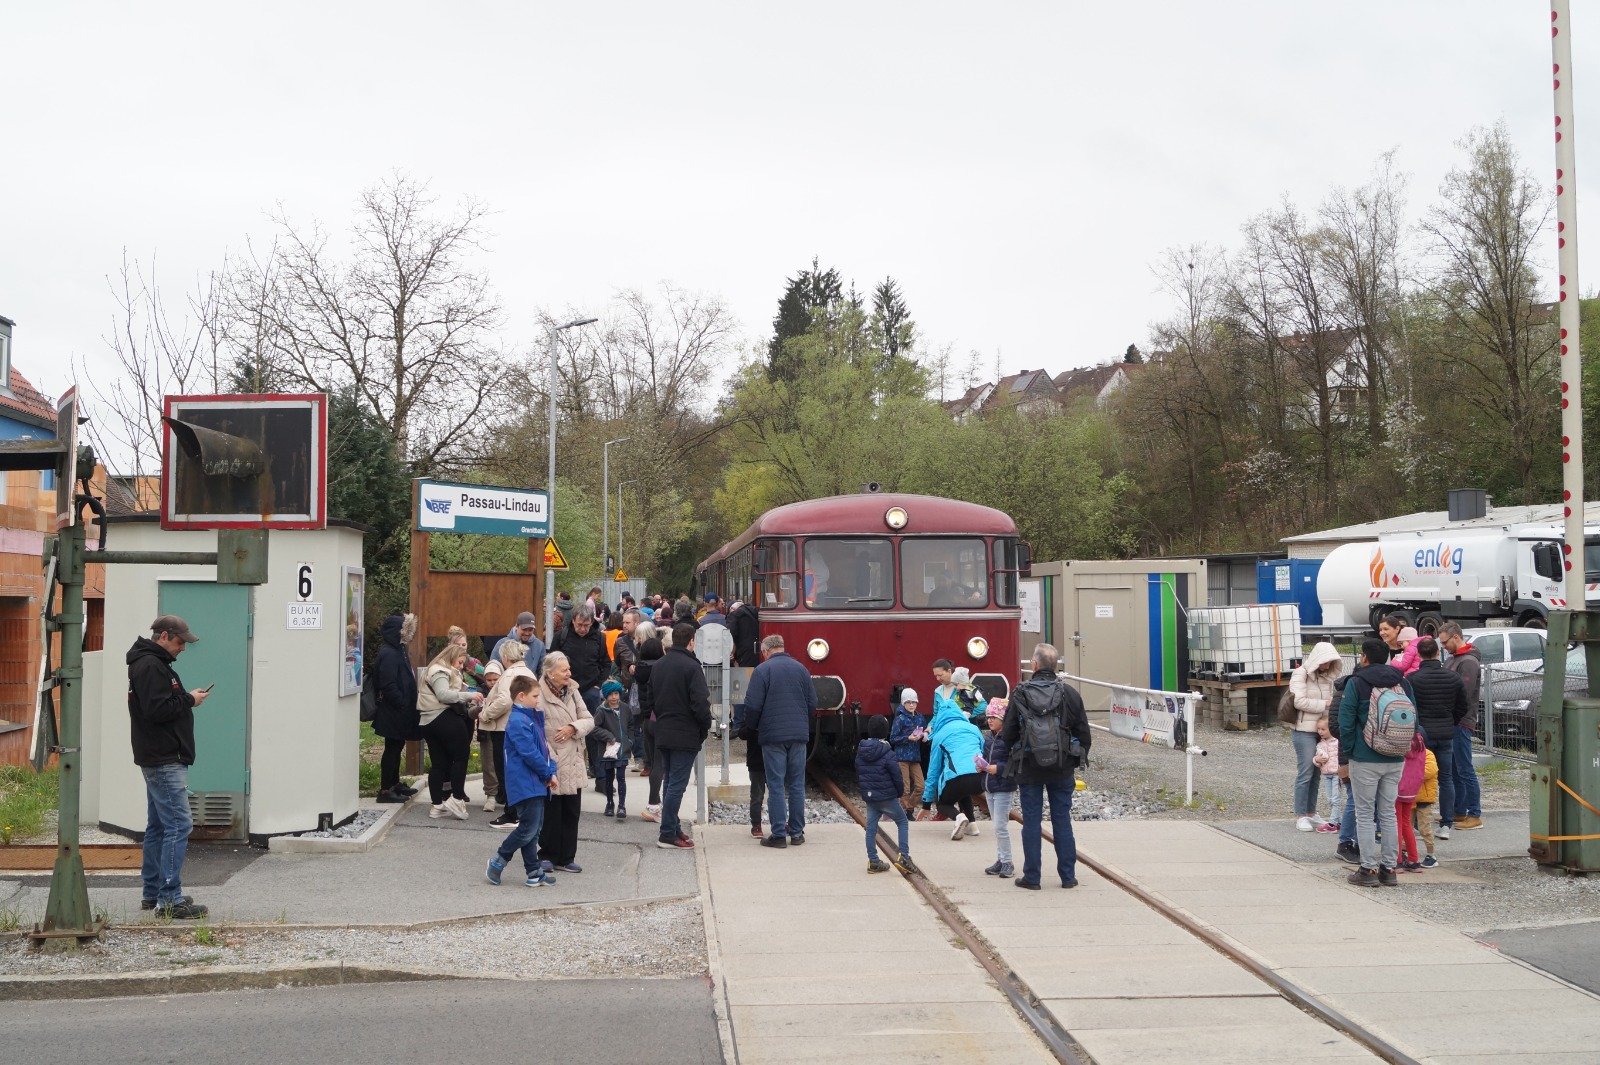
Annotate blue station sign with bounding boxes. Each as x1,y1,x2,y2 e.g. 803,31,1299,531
415,479,549,538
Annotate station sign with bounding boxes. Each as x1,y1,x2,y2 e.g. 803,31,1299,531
415,479,549,538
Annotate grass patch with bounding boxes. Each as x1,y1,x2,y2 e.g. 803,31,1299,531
0,907,20,932
193,925,215,947
1478,758,1528,789
0,765,59,844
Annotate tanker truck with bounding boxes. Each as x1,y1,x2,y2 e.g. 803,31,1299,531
1316,523,1600,634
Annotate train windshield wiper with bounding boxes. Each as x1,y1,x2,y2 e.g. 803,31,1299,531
847,596,891,604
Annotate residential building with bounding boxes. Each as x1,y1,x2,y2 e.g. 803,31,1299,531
1053,361,1138,407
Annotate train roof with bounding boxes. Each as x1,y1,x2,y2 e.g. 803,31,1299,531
701,493,1018,567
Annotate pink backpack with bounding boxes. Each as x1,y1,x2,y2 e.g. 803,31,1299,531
1397,732,1427,801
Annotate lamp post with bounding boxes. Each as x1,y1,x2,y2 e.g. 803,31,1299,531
602,437,630,575
545,316,597,642
617,479,640,576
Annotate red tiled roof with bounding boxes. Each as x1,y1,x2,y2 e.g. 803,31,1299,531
0,368,55,429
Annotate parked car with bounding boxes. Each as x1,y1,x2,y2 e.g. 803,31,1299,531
1460,627,1586,754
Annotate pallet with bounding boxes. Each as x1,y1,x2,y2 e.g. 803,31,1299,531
0,844,143,872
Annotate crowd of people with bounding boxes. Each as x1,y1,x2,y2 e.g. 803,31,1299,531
1286,615,1484,885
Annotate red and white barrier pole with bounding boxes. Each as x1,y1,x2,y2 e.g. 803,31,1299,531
1553,1,1586,603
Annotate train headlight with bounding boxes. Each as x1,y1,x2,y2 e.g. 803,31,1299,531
807,638,830,661
884,506,908,530
967,636,989,660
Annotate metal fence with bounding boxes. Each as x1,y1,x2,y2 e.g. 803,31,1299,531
1476,662,1588,760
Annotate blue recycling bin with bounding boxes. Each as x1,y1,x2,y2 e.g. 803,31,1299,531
1256,558,1323,626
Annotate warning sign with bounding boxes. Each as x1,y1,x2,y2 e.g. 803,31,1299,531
542,538,569,570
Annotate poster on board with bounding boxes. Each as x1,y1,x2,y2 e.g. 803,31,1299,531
341,566,365,696
1018,579,1041,633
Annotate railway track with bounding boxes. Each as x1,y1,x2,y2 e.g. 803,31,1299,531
806,764,1420,1065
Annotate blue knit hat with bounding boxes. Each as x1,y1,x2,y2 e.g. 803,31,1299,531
601,680,624,698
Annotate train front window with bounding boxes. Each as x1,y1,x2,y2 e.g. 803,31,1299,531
756,539,798,609
804,538,893,609
993,538,1019,607
901,538,989,609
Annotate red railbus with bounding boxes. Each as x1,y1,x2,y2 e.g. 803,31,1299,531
695,492,1028,738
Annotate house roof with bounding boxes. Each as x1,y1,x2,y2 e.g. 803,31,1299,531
0,367,55,430
983,369,1057,409
942,382,990,413
1053,361,1131,399
1281,501,1600,544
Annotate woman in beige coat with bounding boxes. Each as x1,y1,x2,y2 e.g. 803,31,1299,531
1289,641,1343,832
479,640,534,826
536,651,594,873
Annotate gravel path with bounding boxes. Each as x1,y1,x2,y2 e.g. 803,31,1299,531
0,898,706,979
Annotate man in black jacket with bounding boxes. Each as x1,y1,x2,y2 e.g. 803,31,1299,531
650,622,712,849
128,615,211,919
1001,643,1091,890
1407,636,1466,839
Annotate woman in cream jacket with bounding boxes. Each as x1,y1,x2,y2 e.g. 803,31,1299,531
536,651,595,873
1289,641,1344,831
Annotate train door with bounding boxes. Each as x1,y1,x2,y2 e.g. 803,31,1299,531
1070,586,1133,714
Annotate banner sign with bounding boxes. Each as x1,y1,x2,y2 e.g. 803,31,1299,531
415,479,549,538
1108,686,1196,749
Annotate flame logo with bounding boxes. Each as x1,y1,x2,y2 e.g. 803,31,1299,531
1369,548,1387,590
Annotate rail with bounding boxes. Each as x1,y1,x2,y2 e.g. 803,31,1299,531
808,762,1422,1065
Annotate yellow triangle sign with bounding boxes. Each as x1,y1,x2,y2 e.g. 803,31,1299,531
541,537,569,570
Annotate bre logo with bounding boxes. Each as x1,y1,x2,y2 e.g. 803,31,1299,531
424,498,452,515
1413,542,1465,575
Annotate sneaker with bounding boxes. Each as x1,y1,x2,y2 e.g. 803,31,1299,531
657,835,694,849
1346,866,1379,887
951,813,970,840
760,835,788,849
1335,841,1361,865
488,814,516,828
616,806,627,820
984,860,1005,876
1378,866,1399,887
376,789,407,804
395,783,419,796
998,862,1015,878
1421,854,1438,869
894,856,919,875
1436,824,1452,840
525,873,556,887
641,805,661,823
965,822,979,837
1296,816,1315,832
157,899,209,919
1309,814,1327,826
750,825,764,838
604,801,615,818
1456,815,1484,830
1014,877,1041,890
1399,860,1422,872
867,859,891,873
430,803,450,819
788,834,805,846
541,859,554,873
486,857,505,886
1315,822,1339,833
558,862,583,874
483,801,499,815
446,796,470,820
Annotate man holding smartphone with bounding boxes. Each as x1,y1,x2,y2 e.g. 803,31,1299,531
127,614,210,919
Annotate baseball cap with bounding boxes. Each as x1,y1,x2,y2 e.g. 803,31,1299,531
705,593,719,603
516,611,537,627
151,615,200,643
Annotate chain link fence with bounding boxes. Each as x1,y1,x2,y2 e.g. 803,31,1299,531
1476,662,1588,760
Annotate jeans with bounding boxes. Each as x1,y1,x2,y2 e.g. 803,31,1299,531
1350,760,1402,871
496,796,548,875
1290,729,1320,817
989,788,1016,863
1019,777,1077,886
1321,776,1343,820
762,741,807,839
658,747,697,842
864,799,909,862
141,763,192,905
1425,735,1455,828
1453,726,1482,818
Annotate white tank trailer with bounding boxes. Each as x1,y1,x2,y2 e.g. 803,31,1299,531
1317,523,1600,633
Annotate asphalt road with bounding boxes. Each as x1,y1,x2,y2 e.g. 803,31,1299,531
6,977,723,1064
1482,920,1600,995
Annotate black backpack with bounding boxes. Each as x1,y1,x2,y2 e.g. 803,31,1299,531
1013,680,1067,770
360,667,378,723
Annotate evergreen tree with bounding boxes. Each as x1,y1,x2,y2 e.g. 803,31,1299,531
1123,344,1143,364
324,389,412,624
870,277,916,367
767,257,843,381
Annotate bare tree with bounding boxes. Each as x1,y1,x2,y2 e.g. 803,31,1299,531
242,174,503,469
1422,123,1556,502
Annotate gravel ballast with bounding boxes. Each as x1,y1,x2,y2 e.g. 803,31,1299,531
0,898,706,980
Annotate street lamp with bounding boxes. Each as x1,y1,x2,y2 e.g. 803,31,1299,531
602,437,630,575
546,316,597,642
617,479,640,576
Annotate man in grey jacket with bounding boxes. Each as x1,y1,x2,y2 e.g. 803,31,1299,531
744,635,817,848
1439,622,1484,829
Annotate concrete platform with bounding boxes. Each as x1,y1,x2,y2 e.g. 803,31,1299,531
1073,821,1600,1063
698,822,1058,1065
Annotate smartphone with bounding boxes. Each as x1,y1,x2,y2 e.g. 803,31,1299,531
201,683,215,693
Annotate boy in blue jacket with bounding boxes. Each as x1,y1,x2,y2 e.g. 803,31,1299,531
488,675,560,888
888,689,927,815
857,716,917,875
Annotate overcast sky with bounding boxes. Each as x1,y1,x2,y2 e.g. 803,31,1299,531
4,1,1598,409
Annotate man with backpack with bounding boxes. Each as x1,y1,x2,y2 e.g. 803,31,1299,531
1338,638,1416,887
1001,643,1092,890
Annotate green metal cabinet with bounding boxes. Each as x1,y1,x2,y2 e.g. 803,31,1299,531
157,581,252,840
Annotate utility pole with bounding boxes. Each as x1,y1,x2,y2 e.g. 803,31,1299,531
544,317,597,642
602,437,629,575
